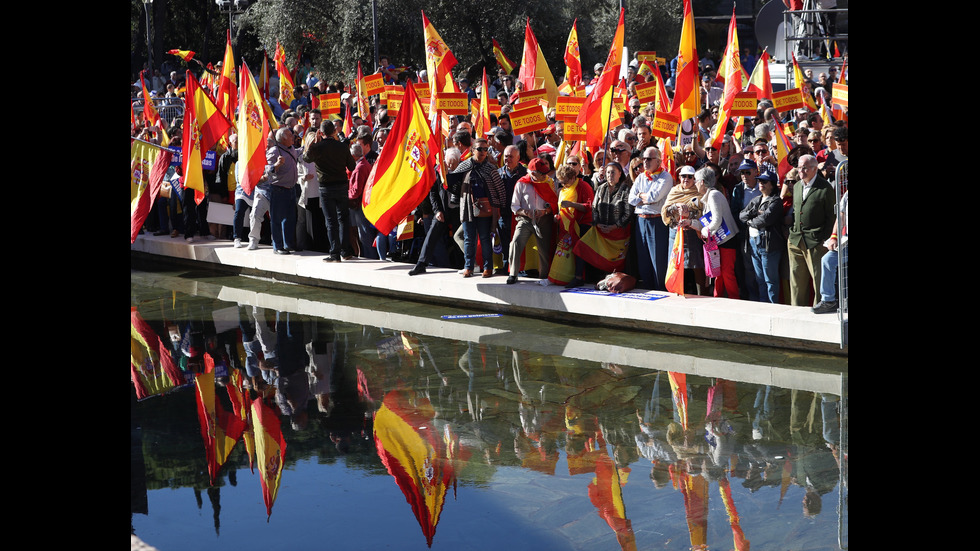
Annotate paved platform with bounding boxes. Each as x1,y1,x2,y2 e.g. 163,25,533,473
131,233,847,356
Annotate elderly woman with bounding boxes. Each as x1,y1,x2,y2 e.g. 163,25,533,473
572,162,634,276
739,171,784,303
681,166,740,298
548,164,595,287
662,165,707,295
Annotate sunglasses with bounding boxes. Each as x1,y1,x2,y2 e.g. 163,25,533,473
642,158,657,162
754,150,767,155
808,138,821,143
680,174,695,179
474,147,489,152
610,148,626,154
683,151,696,156
567,162,579,166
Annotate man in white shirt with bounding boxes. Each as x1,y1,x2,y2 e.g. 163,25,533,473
628,147,673,290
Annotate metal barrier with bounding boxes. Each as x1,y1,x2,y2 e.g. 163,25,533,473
780,2,848,85
834,159,847,348
132,97,185,125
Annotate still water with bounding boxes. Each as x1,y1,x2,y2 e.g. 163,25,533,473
131,267,847,551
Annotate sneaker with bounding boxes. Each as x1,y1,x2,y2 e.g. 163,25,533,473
247,240,259,250
185,236,194,243
811,300,838,314
408,264,427,276
506,276,517,285
234,239,244,248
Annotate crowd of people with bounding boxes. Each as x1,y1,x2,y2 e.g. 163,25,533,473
133,47,847,314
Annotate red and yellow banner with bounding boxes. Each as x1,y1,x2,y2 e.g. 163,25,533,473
130,307,184,398
831,83,848,108
510,103,548,135
252,397,286,518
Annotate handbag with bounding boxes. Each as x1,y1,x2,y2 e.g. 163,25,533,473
703,235,722,278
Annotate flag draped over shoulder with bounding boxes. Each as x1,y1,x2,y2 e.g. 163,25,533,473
131,139,173,243
252,397,286,519
492,38,517,75
130,307,184,400
362,81,438,236
518,19,559,107
237,61,270,196
670,0,700,123
575,7,625,152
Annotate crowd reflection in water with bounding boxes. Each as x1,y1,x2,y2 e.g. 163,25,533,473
133,299,845,548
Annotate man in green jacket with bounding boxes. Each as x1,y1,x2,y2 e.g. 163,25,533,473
787,154,837,307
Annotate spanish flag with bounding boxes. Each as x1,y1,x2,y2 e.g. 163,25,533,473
575,7,625,152
362,81,439,236
259,50,271,98
252,397,287,519
492,38,516,75
791,53,818,112
422,10,458,99
670,0,701,123
746,49,773,102
665,220,685,296
560,20,583,91
517,19,559,107
668,371,688,430
474,67,491,138
720,477,751,551
190,70,233,153
237,61,270,196
770,115,795,181
373,389,454,547
167,49,195,62
131,139,173,244
709,5,743,150
216,30,237,123
140,73,161,128
588,453,638,551
130,306,183,399
275,42,296,111
181,71,216,203
356,61,371,126
194,368,247,486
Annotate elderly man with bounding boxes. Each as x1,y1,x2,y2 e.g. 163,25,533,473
507,158,557,284
787,154,836,307
628,147,673,290
263,127,300,254
608,140,633,182
497,145,527,275
303,120,357,262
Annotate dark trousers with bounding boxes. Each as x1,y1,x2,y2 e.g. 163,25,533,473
320,185,351,257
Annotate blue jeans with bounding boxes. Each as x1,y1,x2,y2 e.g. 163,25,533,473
819,242,846,302
749,235,781,303
350,204,380,259
635,216,669,291
233,198,250,241
463,217,493,271
269,186,297,251
320,186,351,257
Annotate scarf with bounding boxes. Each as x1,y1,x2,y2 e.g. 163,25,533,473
662,185,701,227
519,173,559,213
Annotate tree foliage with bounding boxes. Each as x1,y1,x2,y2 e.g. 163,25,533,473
136,0,737,84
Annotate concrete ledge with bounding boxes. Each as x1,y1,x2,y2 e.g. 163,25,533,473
131,233,847,355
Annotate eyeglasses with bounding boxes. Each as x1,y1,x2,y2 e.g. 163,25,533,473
566,161,579,166
679,174,695,179
808,138,821,143
642,157,657,162
474,147,489,152
610,148,626,154
683,151,697,156
754,150,767,155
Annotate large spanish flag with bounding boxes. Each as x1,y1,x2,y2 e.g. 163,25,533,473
252,397,287,519
237,61,270,196
181,71,209,202
131,139,173,243
373,389,454,547
474,67,491,137
275,42,296,111
362,81,438,236
575,7,625,152
670,0,700,123
588,453,638,551
492,38,517,75
517,19,559,107
130,307,184,399
770,115,795,181
664,219,685,296
190,70,233,154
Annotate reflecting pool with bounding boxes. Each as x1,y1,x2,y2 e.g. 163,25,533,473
131,267,847,551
